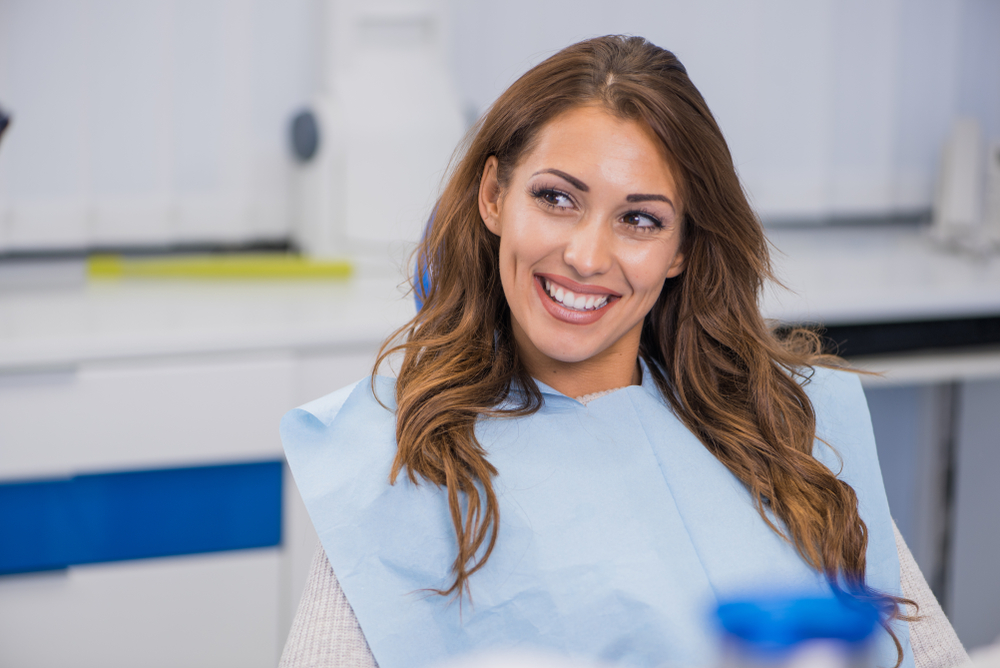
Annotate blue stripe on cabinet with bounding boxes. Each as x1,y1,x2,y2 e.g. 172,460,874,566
0,460,283,575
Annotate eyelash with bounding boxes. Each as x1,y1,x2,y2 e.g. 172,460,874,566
529,186,664,230
530,186,573,210
623,207,664,231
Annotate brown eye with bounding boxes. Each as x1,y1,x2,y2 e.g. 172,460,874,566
622,211,661,228
532,187,573,208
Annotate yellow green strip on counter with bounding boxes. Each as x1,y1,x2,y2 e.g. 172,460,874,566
87,254,353,280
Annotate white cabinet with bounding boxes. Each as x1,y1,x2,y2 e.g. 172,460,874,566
0,549,283,668
0,348,384,667
0,276,411,667
0,353,294,478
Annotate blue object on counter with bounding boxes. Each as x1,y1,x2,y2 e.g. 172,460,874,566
716,595,881,649
0,460,283,575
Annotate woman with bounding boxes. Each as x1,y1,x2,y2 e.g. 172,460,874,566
281,36,966,668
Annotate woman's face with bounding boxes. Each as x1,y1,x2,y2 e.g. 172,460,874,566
479,105,686,380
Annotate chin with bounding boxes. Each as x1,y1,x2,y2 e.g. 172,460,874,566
535,340,605,365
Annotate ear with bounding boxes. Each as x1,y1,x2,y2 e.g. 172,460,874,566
665,250,685,278
664,217,688,278
478,156,503,236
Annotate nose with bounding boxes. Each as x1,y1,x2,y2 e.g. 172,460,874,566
562,215,613,278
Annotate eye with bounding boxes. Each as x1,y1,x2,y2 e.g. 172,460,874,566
531,187,574,209
622,210,662,229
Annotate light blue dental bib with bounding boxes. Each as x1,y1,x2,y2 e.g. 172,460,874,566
282,365,911,668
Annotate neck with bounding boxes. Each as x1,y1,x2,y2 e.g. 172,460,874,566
537,356,642,398
514,325,644,398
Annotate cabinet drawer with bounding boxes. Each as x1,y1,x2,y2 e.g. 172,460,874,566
0,549,282,668
0,352,295,479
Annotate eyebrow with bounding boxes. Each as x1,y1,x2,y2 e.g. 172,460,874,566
533,169,589,192
533,169,675,209
627,193,674,207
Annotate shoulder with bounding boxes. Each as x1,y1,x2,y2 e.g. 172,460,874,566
798,366,894,560
796,365,874,462
288,380,364,430
795,370,908,661
798,365,866,415
281,376,397,443
280,376,399,505
794,366,890,531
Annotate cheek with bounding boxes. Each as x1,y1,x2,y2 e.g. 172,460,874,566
620,245,677,298
499,210,560,271
496,228,537,303
496,236,517,295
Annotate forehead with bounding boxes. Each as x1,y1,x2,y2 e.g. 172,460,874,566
519,105,678,198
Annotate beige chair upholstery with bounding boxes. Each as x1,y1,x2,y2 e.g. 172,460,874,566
279,546,378,668
894,522,971,668
279,523,970,668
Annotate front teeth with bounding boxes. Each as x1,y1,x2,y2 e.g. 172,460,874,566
543,278,610,311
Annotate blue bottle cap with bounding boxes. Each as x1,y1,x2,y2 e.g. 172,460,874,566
716,596,880,649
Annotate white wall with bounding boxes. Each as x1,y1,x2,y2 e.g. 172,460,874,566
0,0,318,252
1,0,998,246
451,0,1000,223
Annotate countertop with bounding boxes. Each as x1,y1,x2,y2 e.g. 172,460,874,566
2,224,998,379
761,224,1000,325
0,273,415,370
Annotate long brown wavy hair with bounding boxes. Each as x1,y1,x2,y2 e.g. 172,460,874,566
375,35,915,663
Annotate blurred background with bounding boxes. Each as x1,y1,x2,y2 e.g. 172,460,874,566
0,0,998,666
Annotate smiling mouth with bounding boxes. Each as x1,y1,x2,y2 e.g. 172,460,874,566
540,276,614,312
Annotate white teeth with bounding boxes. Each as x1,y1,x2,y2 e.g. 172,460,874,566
542,278,611,312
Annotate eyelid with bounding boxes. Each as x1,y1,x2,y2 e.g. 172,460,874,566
530,183,671,229
622,208,664,229
530,184,576,209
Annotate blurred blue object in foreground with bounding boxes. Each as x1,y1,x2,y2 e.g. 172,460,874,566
716,595,880,668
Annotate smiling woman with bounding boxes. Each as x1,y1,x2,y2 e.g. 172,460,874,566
278,35,964,668
479,106,686,396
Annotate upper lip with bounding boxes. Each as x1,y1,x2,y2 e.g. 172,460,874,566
536,273,622,297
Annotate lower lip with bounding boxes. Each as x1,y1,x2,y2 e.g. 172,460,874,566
534,277,616,325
